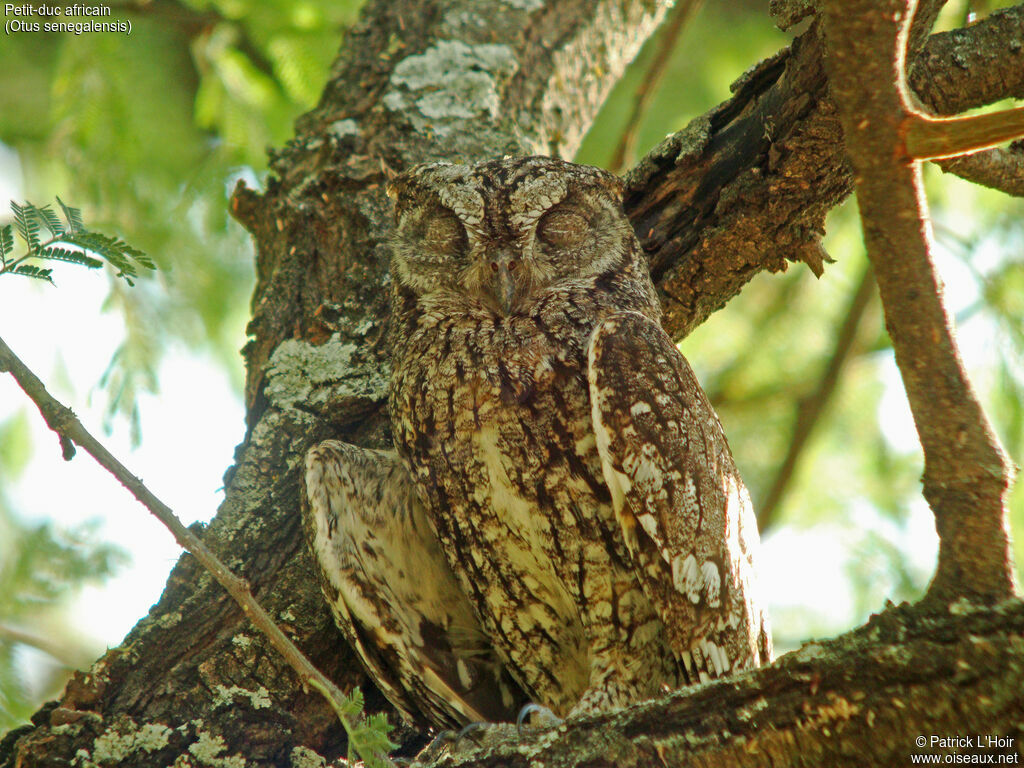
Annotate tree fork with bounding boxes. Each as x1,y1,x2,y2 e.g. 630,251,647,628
820,0,1018,604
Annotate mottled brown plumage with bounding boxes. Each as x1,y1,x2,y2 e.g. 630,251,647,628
303,156,771,729
302,441,524,728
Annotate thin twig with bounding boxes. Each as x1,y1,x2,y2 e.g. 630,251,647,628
0,622,85,667
608,0,704,174
0,334,370,751
758,264,876,532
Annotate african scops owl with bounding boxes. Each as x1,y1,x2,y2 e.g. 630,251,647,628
302,156,772,729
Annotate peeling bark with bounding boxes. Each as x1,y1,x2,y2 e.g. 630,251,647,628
625,3,1024,338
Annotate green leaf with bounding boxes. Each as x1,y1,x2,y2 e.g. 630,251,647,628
57,231,155,285
10,202,41,255
338,686,364,718
56,196,84,234
266,33,326,107
0,225,13,261
10,264,54,283
348,709,396,767
357,713,396,750
37,245,103,269
35,204,65,237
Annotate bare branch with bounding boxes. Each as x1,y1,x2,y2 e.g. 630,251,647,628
0,623,84,668
607,0,704,174
0,335,377,757
758,264,876,531
908,4,1024,116
820,0,1016,604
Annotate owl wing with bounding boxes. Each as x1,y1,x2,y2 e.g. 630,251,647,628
587,312,772,684
302,441,525,729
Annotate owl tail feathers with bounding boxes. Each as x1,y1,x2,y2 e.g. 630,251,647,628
419,653,526,726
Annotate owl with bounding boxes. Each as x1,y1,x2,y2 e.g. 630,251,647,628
303,156,771,730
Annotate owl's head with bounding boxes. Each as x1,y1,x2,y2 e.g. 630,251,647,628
387,156,645,316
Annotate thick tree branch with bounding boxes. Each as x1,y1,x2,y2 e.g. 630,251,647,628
820,0,1015,604
908,5,1024,116
417,600,1024,768
625,4,1024,339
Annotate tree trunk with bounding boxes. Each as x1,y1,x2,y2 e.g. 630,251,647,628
2,2,1023,766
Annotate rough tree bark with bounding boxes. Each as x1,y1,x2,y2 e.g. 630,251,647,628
2,1,1023,767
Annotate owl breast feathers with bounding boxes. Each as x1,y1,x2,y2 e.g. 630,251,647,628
302,155,771,729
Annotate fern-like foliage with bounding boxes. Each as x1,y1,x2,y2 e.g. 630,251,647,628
10,202,42,256
336,687,397,768
0,200,153,286
0,225,14,261
56,197,83,234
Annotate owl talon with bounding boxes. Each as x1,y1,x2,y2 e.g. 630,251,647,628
413,721,519,761
456,721,494,746
411,728,458,764
516,702,562,732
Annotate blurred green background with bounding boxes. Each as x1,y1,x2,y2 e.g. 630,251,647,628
0,0,1021,731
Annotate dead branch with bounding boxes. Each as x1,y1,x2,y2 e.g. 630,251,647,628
625,4,1024,340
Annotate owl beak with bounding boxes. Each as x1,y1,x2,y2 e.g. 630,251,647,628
488,255,519,315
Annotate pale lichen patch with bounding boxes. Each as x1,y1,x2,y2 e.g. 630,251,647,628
188,730,246,768
499,0,543,9
157,611,183,628
384,40,518,136
790,641,826,662
736,696,770,721
212,684,272,710
80,719,172,766
264,335,388,415
231,633,253,648
136,723,173,752
290,745,328,768
328,119,359,139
